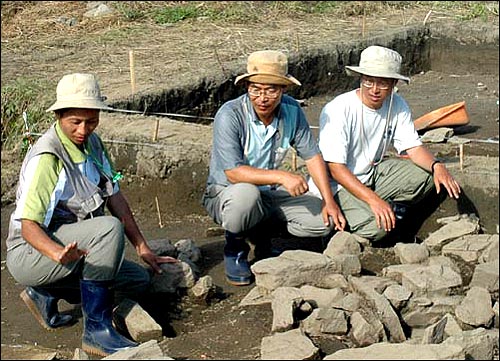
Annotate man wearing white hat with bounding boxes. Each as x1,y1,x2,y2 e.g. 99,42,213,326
5,73,177,356
203,50,346,286
308,45,461,242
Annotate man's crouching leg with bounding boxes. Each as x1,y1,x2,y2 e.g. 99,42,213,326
223,230,253,286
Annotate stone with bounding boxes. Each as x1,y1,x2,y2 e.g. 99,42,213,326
113,299,163,343
260,328,320,360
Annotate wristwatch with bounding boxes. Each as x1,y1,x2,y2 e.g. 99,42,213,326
431,160,442,175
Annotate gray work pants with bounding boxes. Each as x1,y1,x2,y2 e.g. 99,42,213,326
6,216,150,298
334,158,435,241
203,183,333,237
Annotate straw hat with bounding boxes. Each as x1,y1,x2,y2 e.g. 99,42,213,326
234,50,301,86
46,73,112,112
345,45,410,84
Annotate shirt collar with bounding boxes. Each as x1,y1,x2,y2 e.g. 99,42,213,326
55,121,87,163
244,94,282,125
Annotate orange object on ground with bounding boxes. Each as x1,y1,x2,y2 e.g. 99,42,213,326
413,101,469,131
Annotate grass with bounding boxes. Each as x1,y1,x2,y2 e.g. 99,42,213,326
96,25,153,44
457,2,498,20
141,1,500,22
1,78,55,155
114,2,258,24
1,1,498,152
152,4,203,24
2,2,498,46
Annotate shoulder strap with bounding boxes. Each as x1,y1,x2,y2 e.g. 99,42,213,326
27,126,110,221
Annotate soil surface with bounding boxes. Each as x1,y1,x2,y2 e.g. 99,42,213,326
1,2,499,360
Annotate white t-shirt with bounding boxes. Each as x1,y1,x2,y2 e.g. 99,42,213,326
308,89,421,197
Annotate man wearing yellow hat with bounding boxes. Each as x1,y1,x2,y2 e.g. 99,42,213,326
5,73,177,356
203,50,346,286
308,45,461,242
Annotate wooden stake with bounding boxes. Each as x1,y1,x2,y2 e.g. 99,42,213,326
155,196,164,228
213,47,227,77
152,118,160,142
292,148,297,171
129,50,136,95
459,144,464,171
361,4,366,38
423,10,433,25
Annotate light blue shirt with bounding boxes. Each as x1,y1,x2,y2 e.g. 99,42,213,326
207,93,319,188
246,115,278,170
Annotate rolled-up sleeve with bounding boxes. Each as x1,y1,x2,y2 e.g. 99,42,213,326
318,101,350,164
212,103,245,172
287,99,319,160
392,98,422,153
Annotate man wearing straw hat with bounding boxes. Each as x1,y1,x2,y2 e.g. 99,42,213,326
308,45,461,242
5,73,177,356
203,50,346,286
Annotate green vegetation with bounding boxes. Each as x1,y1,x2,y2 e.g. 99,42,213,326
1,78,54,155
1,1,498,152
153,4,203,24
112,1,251,25
111,1,499,24
457,2,498,20
113,2,146,21
416,1,498,20
97,26,151,44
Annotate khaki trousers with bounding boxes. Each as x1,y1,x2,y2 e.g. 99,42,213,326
203,182,333,238
335,158,435,241
6,216,150,298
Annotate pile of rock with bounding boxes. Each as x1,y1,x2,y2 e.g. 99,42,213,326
91,238,211,360
77,214,498,360
239,214,498,360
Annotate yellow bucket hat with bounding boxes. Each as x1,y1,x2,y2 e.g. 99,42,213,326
234,50,301,87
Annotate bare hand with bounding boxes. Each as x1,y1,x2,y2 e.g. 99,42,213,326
433,164,461,199
140,250,178,275
281,172,309,197
368,198,396,232
322,201,346,231
58,241,88,265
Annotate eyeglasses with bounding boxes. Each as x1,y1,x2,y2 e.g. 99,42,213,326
248,87,282,99
361,78,393,90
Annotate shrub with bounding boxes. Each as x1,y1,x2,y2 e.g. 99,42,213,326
1,78,54,154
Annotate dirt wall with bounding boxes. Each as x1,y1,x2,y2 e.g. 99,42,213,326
109,25,431,119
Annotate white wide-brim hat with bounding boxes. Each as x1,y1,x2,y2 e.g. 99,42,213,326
234,50,301,87
345,45,410,84
46,73,113,112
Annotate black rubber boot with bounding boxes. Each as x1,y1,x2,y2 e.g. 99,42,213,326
247,221,283,261
250,232,281,261
223,231,253,286
20,286,74,331
80,279,138,357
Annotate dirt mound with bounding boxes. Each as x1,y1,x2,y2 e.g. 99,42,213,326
1,2,499,360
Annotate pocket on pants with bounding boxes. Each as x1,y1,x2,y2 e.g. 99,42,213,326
202,184,225,226
204,184,225,199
